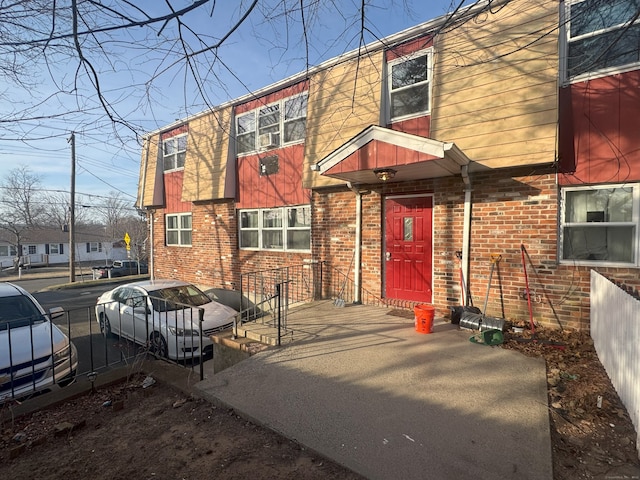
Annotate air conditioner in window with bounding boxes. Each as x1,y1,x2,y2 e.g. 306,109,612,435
258,133,276,149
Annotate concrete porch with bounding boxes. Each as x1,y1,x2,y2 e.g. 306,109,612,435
201,300,552,480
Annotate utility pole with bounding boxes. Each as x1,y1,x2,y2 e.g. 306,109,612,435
69,132,76,283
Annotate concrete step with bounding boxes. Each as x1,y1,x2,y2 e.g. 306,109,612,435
236,322,292,346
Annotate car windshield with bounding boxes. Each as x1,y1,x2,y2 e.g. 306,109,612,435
149,285,211,312
0,295,46,330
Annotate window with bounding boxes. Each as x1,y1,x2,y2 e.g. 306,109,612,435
388,49,432,121
87,242,102,253
239,205,311,251
236,94,308,154
163,134,187,171
0,245,17,257
561,184,638,264
566,0,640,80
27,245,37,255
166,213,192,246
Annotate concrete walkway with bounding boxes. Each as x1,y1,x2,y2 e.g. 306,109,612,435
196,301,552,480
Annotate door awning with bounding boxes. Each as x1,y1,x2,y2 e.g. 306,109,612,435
311,125,473,184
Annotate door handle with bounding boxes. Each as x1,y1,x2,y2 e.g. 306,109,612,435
385,252,392,261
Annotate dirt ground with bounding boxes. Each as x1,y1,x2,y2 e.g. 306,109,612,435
1,328,639,480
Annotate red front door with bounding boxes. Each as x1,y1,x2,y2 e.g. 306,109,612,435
384,195,433,303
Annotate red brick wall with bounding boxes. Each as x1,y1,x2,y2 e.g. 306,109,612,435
310,168,627,331
151,201,312,291
150,168,638,331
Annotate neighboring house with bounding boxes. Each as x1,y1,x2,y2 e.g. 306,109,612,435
136,0,640,331
0,227,128,268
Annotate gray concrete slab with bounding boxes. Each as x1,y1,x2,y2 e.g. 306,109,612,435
196,301,552,480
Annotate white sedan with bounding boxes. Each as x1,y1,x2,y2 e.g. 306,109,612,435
95,280,237,360
0,282,78,403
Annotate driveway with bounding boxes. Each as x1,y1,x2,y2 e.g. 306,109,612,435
196,301,552,480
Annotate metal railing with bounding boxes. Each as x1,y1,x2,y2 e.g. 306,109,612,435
239,263,320,324
0,294,215,406
0,312,77,405
320,261,386,307
235,262,386,345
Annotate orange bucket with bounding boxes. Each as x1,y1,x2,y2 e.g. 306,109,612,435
414,304,435,334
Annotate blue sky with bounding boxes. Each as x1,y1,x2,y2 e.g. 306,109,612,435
0,0,471,211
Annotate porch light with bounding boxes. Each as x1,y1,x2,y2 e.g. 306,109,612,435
373,168,396,181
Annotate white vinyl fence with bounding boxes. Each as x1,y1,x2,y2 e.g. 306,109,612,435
590,270,640,458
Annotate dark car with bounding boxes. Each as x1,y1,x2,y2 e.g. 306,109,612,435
95,260,148,279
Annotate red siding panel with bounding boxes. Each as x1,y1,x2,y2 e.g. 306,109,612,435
164,171,191,213
559,70,640,185
325,139,441,176
389,116,431,137
236,144,309,208
386,35,433,61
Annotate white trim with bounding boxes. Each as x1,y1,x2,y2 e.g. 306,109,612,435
559,183,639,266
166,212,193,247
315,125,470,174
387,47,433,123
562,0,640,84
238,205,311,252
236,93,308,156
162,133,188,172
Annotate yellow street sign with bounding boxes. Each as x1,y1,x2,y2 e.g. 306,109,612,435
124,232,131,247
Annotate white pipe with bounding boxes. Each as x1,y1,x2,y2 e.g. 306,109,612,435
347,183,364,304
149,210,155,281
461,165,472,302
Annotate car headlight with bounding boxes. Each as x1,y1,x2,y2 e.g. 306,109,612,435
168,326,198,336
53,344,75,364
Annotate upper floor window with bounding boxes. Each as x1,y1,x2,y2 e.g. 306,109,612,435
565,0,640,80
166,213,192,246
163,134,187,171
236,94,308,155
387,48,432,122
239,205,311,251
560,184,639,265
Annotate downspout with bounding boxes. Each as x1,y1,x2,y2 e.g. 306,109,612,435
138,137,154,280
148,210,154,281
347,182,365,304
461,165,472,303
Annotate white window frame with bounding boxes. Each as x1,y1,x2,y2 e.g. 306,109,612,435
49,243,60,255
166,213,192,247
236,93,308,155
162,133,188,172
560,183,639,266
27,245,37,255
238,205,311,252
0,245,17,257
387,47,433,123
88,242,102,253
562,0,640,84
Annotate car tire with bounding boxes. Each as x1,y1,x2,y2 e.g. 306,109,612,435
99,313,112,337
150,332,168,358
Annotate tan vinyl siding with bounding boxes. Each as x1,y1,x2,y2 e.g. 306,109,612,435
138,135,161,208
431,0,559,169
303,50,384,189
182,107,233,201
